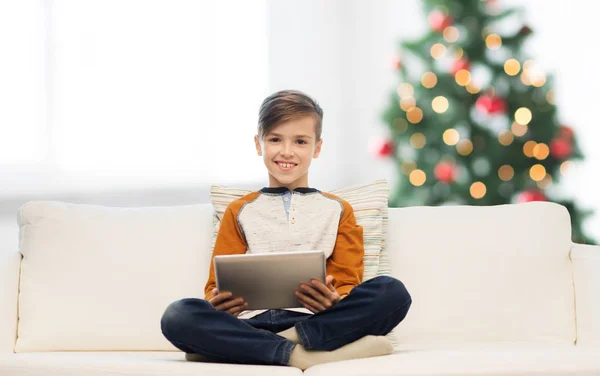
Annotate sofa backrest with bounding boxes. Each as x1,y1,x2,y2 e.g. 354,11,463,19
14,200,577,352
15,201,215,352
385,202,576,346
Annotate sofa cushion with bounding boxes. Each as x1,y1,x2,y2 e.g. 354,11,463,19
386,202,576,345
0,352,302,376
304,344,600,376
15,201,215,352
570,244,600,346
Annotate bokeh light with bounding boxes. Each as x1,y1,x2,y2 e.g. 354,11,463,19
523,140,537,157
400,97,417,111
431,43,447,59
397,83,414,98
470,182,487,199
406,107,424,124
409,169,427,186
432,96,449,113
443,129,460,145
498,130,514,146
457,139,474,156
529,164,547,181
560,161,573,175
421,72,438,88
466,84,481,94
498,165,514,181
533,143,550,160
511,122,528,137
455,69,471,86
443,26,460,43
410,133,427,149
515,107,532,125
504,58,521,76
485,34,502,50
392,118,408,133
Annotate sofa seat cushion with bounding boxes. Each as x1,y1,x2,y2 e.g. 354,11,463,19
0,351,303,376
304,344,600,376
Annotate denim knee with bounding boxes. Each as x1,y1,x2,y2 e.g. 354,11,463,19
160,298,211,340
370,276,412,312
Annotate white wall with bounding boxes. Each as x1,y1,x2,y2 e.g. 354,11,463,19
267,0,599,241
266,0,345,191
1,1,597,241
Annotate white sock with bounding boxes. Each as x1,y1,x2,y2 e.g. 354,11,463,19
277,326,301,343
287,335,393,370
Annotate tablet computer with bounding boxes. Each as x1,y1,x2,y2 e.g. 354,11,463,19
214,250,326,310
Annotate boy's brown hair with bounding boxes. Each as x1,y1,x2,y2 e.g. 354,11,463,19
257,90,324,141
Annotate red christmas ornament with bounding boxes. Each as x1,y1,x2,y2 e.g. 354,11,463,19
559,125,574,139
392,57,402,71
370,138,395,158
452,59,471,75
475,94,507,115
550,137,573,160
517,189,547,203
434,161,456,183
428,10,453,33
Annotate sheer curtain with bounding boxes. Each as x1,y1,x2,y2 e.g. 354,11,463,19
1,0,268,196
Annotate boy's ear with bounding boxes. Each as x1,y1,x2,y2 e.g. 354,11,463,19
313,139,323,159
254,135,262,156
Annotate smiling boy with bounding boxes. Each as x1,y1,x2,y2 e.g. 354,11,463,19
161,90,412,370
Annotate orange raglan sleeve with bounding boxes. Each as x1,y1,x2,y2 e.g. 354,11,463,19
203,201,248,300
326,200,364,297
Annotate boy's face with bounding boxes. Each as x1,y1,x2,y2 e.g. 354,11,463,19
254,116,322,190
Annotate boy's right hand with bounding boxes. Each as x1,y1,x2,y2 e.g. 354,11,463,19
208,288,248,317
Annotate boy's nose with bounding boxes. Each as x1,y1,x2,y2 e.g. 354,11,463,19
281,144,294,156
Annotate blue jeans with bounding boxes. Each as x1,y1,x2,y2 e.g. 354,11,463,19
160,276,411,366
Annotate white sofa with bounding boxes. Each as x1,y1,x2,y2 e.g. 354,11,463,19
0,200,599,375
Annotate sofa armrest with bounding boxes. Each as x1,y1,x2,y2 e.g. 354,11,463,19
570,243,600,346
0,250,20,354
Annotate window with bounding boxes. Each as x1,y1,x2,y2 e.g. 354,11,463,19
0,0,268,196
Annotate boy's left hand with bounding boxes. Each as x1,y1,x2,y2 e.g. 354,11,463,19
295,275,341,313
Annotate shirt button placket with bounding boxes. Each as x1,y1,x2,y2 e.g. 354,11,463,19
290,194,296,225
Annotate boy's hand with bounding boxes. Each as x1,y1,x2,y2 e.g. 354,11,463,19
208,288,248,317
295,275,341,313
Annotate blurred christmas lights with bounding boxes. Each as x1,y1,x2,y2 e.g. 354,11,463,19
514,107,532,125
406,107,424,123
431,43,447,59
432,96,449,113
470,181,487,199
498,165,514,181
409,169,427,186
504,58,521,76
410,133,427,149
457,139,474,156
421,72,438,88
443,129,460,145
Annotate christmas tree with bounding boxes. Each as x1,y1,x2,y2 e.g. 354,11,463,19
379,0,595,244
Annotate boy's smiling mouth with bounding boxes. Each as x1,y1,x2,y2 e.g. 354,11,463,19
275,161,298,171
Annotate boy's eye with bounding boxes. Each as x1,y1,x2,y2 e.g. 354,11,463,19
268,137,280,142
296,139,308,145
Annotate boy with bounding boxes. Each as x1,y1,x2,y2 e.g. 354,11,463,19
161,90,411,370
